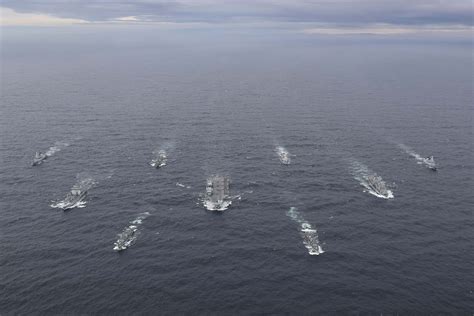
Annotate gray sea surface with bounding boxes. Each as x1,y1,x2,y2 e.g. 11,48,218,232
1,30,472,314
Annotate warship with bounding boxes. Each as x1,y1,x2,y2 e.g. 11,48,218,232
32,152,48,166
300,223,325,256
59,184,87,210
113,225,138,251
423,156,437,171
365,175,392,199
286,207,325,256
276,147,291,165
204,175,231,211
150,151,167,168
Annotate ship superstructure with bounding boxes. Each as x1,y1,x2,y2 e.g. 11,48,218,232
204,175,231,211
32,152,48,166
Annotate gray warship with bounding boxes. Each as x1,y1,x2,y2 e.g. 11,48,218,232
150,151,167,168
423,156,437,171
32,152,48,166
300,223,325,256
276,146,291,165
365,175,392,199
113,225,138,251
59,184,87,210
204,175,231,211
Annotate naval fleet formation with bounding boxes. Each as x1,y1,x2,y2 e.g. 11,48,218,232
32,142,437,255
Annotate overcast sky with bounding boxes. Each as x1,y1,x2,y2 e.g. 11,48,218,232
1,0,472,34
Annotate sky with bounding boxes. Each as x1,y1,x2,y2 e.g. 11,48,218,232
0,0,472,36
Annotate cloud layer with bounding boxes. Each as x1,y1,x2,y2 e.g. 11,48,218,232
1,7,87,26
1,0,472,30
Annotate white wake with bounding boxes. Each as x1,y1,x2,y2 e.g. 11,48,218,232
45,141,70,157
398,143,437,170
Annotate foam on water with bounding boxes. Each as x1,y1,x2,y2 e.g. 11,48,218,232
130,212,150,225
176,182,191,189
276,146,291,165
350,160,394,199
31,140,70,166
50,200,87,209
114,212,150,251
157,141,176,152
73,175,96,192
45,141,70,157
286,207,324,255
201,193,244,211
203,199,232,211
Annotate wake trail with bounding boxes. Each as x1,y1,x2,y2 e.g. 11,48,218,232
398,143,437,171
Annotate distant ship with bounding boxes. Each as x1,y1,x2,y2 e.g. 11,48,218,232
276,146,291,165
365,175,392,199
113,225,138,251
204,175,232,211
300,223,325,256
286,207,325,255
32,152,47,166
59,184,87,210
279,152,291,165
423,156,437,171
150,151,167,168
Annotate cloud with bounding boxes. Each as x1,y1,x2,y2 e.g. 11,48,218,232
115,16,139,22
0,7,87,26
1,0,472,30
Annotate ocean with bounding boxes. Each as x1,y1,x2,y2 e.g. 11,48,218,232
1,30,472,314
